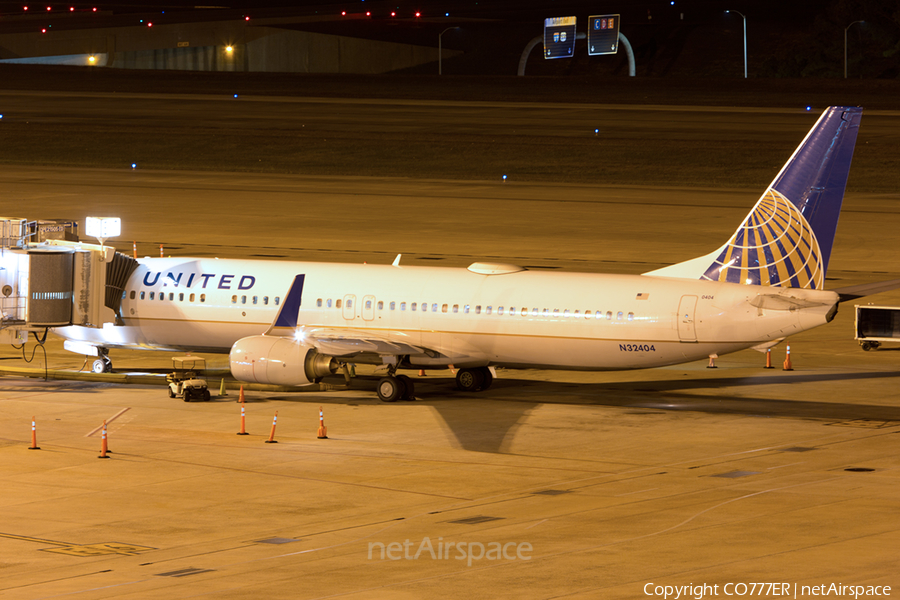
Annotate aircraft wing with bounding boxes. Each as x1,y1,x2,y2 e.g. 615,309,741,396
265,274,484,363
298,327,428,357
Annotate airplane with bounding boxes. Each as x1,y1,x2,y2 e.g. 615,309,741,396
28,106,867,401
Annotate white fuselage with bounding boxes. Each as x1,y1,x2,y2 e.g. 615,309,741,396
53,257,839,371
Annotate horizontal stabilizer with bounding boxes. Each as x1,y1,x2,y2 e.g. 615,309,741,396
832,278,900,302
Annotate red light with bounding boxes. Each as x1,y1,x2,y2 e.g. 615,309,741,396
147,22,152,27
366,11,370,16
92,7,96,11
415,11,421,17
41,27,46,32
390,11,395,17
23,5,28,10
341,10,346,15
69,6,73,10
46,5,51,11
244,15,249,20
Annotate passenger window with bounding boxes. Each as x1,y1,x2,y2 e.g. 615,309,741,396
498,306,504,315
574,310,580,316
378,301,384,310
553,309,560,317
531,308,538,316
627,312,634,321
585,311,591,319
486,306,493,315
335,299,341,308
463,305,468,314
140,291,145,300
325,298,331,308
432,303,438,312
521,307,528,316
189,293,195,302
400,302,406,311
617,311,624,321
606,311,612,320
232,295,237,304
263,296,268,305
411,302,417,311
253,296,258,305
241,295,247,305
510,307,516,316
595,310,601,319
475,305,481,314
442,304,448,313
149,292,155,300
365,299,372,309
317,299,323,307
169,293,174,301
160,294,164,301
347,299,353,308
200,294,206,303
275,297,280,306
390,302,395,310
130,291,136,300
564,309,570,317
542,308,549,317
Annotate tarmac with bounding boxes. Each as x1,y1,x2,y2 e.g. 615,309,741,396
1,102,899,598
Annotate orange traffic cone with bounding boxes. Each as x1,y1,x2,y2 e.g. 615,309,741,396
98,420,110,458
317,406,328,439
783,345,794,371
764,348,774,369
132,241,137,260
418,369,426,377
237,396,249,435
265,412,278,443
159,244,164,258
29,416,40,450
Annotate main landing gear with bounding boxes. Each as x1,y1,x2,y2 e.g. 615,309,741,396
377,372,416,402
375,366,494,402
455,367,493,392
91,348,112,374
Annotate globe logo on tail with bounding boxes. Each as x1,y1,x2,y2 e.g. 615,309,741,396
701,189,824,289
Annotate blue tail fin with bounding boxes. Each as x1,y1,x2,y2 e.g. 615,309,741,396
645,106,862,289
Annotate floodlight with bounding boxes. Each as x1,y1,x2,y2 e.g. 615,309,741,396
85,216,121,249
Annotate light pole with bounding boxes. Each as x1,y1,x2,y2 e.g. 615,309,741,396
725,10,747,78
844,20,864,79
439,26,460,75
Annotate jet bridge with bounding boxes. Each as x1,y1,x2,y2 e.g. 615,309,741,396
0,217,138,345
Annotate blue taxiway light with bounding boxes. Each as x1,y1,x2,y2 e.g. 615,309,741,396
131,163,137,169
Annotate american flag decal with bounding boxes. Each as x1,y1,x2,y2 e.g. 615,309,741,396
636,293,650,300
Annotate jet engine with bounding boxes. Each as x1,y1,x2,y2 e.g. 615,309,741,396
230,336,338,386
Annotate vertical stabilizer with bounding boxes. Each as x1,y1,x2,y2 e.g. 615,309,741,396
645,107,862,289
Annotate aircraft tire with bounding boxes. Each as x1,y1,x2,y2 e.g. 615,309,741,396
477,367,493,391
92,359,107,374
456,368,484,392
377,376,403,402
397,375,415,400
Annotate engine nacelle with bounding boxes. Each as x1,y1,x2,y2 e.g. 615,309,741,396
230,335,338,386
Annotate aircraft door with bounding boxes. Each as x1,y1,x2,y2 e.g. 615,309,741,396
677,295,698,342
362,295,376,321
343,295,356,320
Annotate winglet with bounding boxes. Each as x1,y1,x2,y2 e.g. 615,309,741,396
265,274,305,335
392,254,402,267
